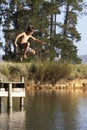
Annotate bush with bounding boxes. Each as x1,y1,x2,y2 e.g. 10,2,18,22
28,61,44,84
70,64,87,78
42,61,71,85
0,61,71,85
0,62,10,76
28,61,71,85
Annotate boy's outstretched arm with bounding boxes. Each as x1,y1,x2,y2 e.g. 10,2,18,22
31,35,47,44
34,38,47,44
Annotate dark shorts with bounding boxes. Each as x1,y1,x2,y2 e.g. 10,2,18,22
18,42,28,50
18,42,33,53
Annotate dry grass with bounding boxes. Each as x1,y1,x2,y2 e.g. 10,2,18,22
0,61,87,85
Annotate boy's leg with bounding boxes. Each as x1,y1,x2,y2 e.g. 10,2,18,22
20,44,35,61
19,43,29,61
23,42,30,58
20,51,24,61
28,47,35,55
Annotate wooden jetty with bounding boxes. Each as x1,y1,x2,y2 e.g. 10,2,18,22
0,77,25,108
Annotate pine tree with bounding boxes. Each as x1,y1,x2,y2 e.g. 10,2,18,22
0,0,7,48
53,0,84,63
0,0,86,63
1,0,60,61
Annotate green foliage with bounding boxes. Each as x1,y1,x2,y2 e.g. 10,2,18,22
28,61,44,83
0,0,85,63
0,62,10,76
8,65,20,75
70,64,87,78
42,61,71,85
28,61,71,85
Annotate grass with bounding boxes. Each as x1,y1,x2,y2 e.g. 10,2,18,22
70,64,87,79
0,61,87,86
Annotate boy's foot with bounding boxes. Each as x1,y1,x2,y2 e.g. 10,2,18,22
20,57,23,61
24,55,27,59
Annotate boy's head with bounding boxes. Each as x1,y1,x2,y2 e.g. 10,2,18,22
26,26,34,34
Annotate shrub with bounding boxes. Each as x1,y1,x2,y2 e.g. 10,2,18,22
28,61,44,84
28,61,71,85
0,62,10,76
70,64,87,78
42,61,71,85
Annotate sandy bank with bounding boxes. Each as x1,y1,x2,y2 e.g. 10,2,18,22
26,78,87,90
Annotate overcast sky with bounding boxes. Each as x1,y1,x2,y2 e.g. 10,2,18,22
75,15,87,56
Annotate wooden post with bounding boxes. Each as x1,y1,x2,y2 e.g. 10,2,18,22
0,78,25,109
0,97,2,107
0,78,3,88
21,76,24,83
20,76,25,109
0,97,1,112
0,78,3,82
8,83,12,108
20,97,24,106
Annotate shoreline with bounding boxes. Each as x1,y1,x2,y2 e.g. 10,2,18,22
26,78,87,90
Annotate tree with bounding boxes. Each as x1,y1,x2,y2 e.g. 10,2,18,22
53,0,84,63
1,0,61,61
0,0,7,49
0,0,86,63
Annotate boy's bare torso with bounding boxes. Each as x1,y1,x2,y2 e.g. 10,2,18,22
21,32,35,44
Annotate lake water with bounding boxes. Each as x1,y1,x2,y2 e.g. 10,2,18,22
0,89,87,130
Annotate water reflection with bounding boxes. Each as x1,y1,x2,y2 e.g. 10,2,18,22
0,110,25,130
0,89,87,130
0,98,25,130
25,89,87,130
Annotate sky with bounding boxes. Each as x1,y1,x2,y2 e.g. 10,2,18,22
76,15,87,56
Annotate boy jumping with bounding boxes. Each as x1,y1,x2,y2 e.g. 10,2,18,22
14,26,46,61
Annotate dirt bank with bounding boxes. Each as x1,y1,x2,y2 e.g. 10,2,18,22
26,78,87,90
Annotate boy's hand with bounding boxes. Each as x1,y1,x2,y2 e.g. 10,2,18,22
42,41,47,44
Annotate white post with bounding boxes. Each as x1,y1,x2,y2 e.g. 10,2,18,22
20,97,24,106
21,76,24,83
8,83,12,108
0,97,2,107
